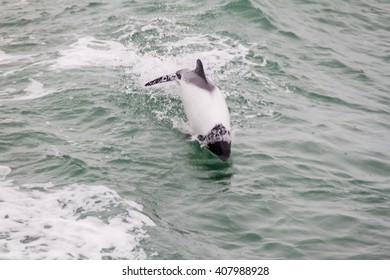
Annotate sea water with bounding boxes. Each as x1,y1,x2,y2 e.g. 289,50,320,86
0,0,389,259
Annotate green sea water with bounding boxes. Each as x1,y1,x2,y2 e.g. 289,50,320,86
0,0,389,259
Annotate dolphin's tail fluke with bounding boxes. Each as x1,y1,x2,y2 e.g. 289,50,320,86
144,74,177,87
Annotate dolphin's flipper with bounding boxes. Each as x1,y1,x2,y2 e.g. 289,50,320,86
145,74,177,87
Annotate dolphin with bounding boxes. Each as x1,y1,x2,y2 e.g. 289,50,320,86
145,59,231,161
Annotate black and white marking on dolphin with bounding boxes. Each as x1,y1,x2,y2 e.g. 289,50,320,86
198,124,231,161
145,59,231,161
145,74,177,87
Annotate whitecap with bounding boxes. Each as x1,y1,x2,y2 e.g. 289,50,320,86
0,174,155,259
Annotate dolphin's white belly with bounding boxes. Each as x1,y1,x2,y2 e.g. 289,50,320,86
179,82,230,135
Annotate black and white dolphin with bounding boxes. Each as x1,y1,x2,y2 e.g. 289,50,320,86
145,59,231,161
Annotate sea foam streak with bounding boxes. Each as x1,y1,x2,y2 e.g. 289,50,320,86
0,166,154,260
53,37,133,70
16,78,52,100
0,79,52,102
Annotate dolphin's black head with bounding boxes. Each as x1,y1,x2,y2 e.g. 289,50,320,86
208,141,231,161
198,124,231,161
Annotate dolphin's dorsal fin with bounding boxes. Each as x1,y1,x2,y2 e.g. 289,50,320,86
194,59,207,82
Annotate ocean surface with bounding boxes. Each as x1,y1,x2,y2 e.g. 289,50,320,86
1,0,389,260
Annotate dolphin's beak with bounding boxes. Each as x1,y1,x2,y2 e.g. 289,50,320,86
145,73,177,87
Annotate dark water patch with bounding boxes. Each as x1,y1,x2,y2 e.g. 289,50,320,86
20,235,41,244
0,18,34,28
78,106,109,127
222,0,276,31
34,154,89,178
358,158,390,177
46,93,97,122
106,157,135,166
302,45,334,58
0,118,27,130
0,130,67,149
315,214,360,231
236,232,263,243
316,58,371,82
328,236,378,258
296,188,345,201
366,206,390,219
278,30,300,40
107,15,119,22
245,49,267,65
5,152,92,184
351,192,388,205
131,1,189,16
313,16,349,29
261,242,305,259
63,5,80,12
62,2,108,16
295,238,326,258
63,5,86,15
349,252,389,260
197,9,219,21
290,85,386,114
121,0,137,8
343,155,390,178
263,59,284,76
263,139,328,157
87,2,107,8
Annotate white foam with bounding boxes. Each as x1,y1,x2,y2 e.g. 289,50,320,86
0,169,154,259
53,37,134,70
0,79,52,102
0,166,12,180
0,50,31,68
0,50,14,63
17,78,52,100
